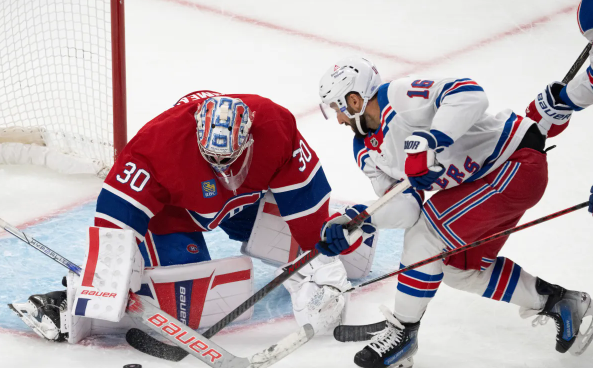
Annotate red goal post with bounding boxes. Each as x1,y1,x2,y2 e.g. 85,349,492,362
0,0,127,177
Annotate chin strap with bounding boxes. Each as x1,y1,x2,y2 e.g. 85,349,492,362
354,113,367,136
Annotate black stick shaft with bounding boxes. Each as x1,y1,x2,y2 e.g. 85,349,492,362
351,202,588,291
202,206,375,337
202,180,411,337
562,43,592,84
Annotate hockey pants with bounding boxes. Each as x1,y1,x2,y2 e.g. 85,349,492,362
393,148,548,323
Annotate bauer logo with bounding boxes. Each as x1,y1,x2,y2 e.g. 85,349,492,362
201,179,217,198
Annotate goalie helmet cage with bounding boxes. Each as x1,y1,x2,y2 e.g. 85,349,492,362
0,0,127,177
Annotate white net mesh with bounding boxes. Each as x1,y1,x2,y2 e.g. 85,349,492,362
0,0,116,173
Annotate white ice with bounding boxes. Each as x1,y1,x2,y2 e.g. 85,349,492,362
1,0,593,367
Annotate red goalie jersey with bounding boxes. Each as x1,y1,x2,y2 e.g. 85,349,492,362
95,91,331,262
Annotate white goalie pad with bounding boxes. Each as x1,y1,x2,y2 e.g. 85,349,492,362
243,192,377,279
72,227,143,323
65,255,254,343
139,255,254,330
242,192,302,265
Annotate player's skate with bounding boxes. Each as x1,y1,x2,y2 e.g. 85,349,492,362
353,305,418,368
529,278,593,356
8,290,68,342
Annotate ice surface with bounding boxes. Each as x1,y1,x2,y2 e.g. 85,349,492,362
1,0,593,367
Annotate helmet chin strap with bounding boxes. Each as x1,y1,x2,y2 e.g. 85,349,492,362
353,98,370,136
354,113,368,136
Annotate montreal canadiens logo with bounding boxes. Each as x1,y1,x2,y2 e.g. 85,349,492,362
187,244,200,254
370,137,379,147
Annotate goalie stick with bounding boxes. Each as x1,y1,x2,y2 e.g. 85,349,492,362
0,218,313,368
335,41,593,343
126,179,413,361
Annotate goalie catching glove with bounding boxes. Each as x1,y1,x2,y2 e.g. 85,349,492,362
316,205,377,257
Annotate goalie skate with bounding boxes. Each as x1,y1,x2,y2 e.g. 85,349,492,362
8,291,68,342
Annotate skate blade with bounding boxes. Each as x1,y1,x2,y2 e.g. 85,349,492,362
389,357,413,368
8,303,55,340
570,298,593,356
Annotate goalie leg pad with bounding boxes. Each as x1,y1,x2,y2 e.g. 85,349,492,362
139,255,254,330
72,227,144,323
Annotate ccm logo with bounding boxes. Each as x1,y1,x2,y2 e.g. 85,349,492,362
147,313,222,362
81,290,117,298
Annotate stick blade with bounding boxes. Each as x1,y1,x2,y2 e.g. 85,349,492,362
126,328,187,362
333,320,387,342
248,324,314,368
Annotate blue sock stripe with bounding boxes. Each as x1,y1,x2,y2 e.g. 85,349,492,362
397,283,438,298
501,263,522,303
482,257,504,298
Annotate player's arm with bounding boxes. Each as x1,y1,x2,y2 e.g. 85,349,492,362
526,8,593,138
389,77,487,189
268,127,331,252
562,5,593,111
95,143,169,244
354,137,423,230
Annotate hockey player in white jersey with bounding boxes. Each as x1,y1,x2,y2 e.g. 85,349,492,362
316,7,593,366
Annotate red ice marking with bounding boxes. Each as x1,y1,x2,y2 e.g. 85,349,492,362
162,0,416,66
82,227,100,287
293,4,578,120
0,194,97,238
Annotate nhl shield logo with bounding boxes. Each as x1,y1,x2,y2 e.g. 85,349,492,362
202,179,217,198
370,137,379,147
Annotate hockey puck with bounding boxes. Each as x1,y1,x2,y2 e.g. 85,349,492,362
123,365,142,368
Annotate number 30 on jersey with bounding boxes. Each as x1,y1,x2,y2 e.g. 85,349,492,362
116,162,150,192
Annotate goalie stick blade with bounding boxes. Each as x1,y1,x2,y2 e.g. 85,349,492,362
333,320,387,342
126,328,187,362
248,324,314,368
125,324,314,365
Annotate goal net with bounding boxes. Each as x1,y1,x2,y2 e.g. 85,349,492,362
0,0,127,177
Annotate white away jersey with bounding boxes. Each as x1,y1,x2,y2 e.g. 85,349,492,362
354,77,534,229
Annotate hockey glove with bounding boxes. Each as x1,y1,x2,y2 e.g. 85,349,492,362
526,82,572,138
589,186,593,215
315,205,377,257
578,0,593,42
404,131,446,190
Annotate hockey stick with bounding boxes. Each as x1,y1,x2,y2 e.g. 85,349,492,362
562,42,592,84
126,179,412,361
0,218,313,368
334,201,588,342
335,41,593,343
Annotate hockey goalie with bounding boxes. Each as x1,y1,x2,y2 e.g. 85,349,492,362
9,92,378,343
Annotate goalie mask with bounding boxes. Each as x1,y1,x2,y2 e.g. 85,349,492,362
318,56,382,136
196,97,254,191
